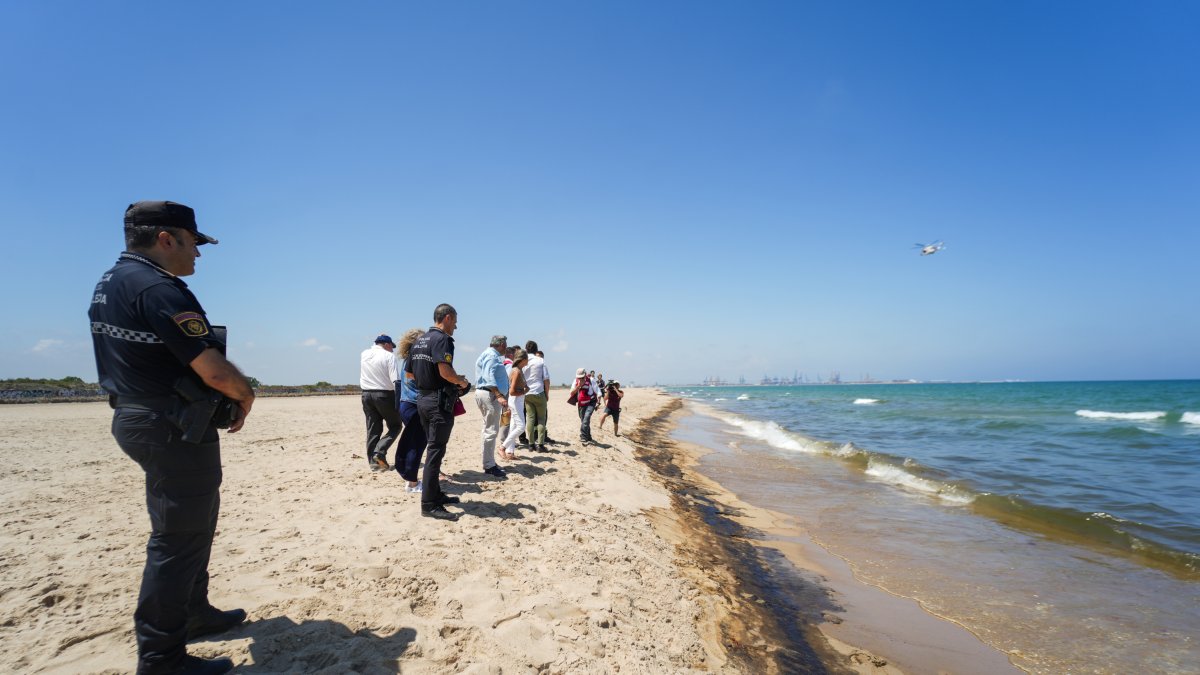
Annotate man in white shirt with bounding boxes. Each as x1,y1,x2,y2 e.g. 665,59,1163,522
360,334,402,471
521,340,553,452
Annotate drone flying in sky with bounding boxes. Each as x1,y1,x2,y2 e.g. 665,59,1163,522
915,240,945,256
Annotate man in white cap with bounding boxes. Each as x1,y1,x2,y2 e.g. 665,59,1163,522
570,367,601,445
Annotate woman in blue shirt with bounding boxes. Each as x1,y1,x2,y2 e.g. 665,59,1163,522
394,328,428,492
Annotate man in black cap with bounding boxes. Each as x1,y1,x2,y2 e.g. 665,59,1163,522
359,333,402,471
90,200,255,675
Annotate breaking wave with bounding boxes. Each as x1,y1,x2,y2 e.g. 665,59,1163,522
854,398,881,405
715,411,973,505
716,415,824,455
1076,410,1166,421
864,460,975,505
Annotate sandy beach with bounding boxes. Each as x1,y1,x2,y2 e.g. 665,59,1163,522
0,389,1004,674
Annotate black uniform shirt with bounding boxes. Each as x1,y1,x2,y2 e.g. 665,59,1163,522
407,327,454,391
89,253,221,397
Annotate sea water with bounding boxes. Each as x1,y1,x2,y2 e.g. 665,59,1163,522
669,381,1199,673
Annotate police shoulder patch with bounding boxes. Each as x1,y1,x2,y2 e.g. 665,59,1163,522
173,311,209,337
443,353,453,363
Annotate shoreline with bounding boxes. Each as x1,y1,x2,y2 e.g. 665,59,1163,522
657,400,1021,674
624,398,843,673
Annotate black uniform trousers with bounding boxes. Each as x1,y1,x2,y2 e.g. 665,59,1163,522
362,390,402,465
112,407,222,675
417,391,455,506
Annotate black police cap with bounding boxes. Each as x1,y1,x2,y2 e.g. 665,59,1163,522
124,201,219,245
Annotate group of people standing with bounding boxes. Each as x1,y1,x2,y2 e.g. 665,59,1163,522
89,199,628,674
359,305,624,524
476,336,553,466
359,304,469,521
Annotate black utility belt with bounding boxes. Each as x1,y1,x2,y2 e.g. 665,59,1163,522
111,394,177,410
111,377,239,443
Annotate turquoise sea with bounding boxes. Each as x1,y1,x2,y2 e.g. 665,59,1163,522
668,380,1199,673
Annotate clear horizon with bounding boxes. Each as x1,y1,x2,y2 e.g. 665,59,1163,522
2,2,1197,386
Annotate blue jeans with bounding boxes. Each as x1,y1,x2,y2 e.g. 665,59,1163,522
394,401,426,482
577,402,596,442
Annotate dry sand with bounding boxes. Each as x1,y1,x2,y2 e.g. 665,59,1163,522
0,389,914,674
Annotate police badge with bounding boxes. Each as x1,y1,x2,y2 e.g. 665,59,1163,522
173,311,209,337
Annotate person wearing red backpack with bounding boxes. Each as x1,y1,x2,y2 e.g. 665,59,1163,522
570,367,601,445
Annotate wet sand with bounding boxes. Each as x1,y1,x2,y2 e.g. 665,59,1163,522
668,406,1021,674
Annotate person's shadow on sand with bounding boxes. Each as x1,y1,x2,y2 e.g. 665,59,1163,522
225,615,416,673
498,463,551,479
454,465,552,482
441,480,484,497
455,500,537,519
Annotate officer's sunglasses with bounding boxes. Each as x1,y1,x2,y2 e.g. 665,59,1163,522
170,231,200,252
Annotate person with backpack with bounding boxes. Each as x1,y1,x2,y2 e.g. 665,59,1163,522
569,367,601,445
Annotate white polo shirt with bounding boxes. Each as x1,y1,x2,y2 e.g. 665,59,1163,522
522,355,551,395
360,344,400,391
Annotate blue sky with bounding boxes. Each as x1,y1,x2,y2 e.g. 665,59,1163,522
2,2,1197,385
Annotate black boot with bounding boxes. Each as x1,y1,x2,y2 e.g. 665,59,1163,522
186,607,247,641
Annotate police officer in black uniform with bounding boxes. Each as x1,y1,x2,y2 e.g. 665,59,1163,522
90,201,256,675
407,303,471,521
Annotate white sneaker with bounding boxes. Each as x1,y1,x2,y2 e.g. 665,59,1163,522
406,484,423,493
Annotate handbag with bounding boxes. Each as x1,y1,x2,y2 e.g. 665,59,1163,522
453,398,466,416
567,390,578,405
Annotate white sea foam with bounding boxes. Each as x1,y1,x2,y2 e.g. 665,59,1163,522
1182,412,1200,426
713,398,727,402
865,460,975,505
854,398,880,405
736,394,750,400
719,415,822,454
832,442,864,458
714,409,976,504
1076,410,1166,421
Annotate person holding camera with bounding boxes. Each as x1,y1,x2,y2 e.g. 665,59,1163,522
570,368,601,445
597,380,625,436
90,201,255,675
